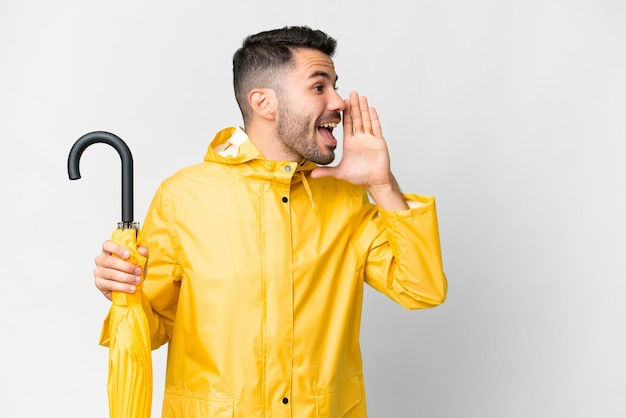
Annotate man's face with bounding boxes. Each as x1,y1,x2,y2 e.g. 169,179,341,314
275,48,345,165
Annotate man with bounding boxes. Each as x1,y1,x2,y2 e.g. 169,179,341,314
95,26,447,417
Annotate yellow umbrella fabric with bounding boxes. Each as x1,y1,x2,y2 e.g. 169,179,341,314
107,226,152,418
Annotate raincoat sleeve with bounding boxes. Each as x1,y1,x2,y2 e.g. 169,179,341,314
139,184,182,348
100,185,181,350
358,193,448,309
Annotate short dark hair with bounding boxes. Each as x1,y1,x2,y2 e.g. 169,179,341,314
232,26,337,124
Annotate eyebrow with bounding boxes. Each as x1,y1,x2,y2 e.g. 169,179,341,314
310,70,339,84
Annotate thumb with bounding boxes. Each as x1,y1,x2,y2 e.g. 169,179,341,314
138,246,149,257
311,166,337,179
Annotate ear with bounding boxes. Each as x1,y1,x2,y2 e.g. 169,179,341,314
248,88,277,121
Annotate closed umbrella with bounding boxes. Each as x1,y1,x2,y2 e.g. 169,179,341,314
68,131,152,418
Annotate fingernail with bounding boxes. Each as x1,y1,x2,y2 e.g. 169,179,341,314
122,250,130,259
134,276,141,284
129,285,136,293
134,267,142,275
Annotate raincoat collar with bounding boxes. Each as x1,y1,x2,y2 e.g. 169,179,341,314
204,126,319,173
205,127,319,209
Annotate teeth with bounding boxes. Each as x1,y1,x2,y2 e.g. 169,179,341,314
319,122,338,129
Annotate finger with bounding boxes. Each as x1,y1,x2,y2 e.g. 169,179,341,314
94,257,141,290
342,98,353,138
102,239,131,260
359,95,372,134
94,273,138,296
96,251,142,275
369,106,383,138
349,91,364,133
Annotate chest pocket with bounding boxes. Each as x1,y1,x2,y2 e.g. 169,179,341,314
316,374,365,417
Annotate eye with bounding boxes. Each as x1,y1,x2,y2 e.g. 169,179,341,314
313,85,339,93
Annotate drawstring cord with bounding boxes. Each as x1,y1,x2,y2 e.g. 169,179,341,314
297,172,317,212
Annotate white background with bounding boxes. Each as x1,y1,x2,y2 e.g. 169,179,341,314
1,1,625,417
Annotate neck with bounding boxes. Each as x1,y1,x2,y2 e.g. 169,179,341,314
244,121,298,162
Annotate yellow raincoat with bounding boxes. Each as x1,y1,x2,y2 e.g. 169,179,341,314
101,126,447,417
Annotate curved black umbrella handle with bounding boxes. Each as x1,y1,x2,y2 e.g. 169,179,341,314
67,131,134,224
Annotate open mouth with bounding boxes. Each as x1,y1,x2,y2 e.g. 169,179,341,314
319,122,338,132
317,121,339,148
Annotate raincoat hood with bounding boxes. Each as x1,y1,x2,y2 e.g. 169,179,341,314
205,126,263,164
206,126,318,169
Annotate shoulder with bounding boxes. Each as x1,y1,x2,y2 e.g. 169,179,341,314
160,160,224,188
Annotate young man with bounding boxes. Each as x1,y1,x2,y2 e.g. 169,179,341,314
95,26,447,417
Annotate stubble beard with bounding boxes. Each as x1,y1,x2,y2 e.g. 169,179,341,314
275,102,336,166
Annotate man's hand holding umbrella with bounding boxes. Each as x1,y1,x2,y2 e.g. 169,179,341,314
95,241,149,299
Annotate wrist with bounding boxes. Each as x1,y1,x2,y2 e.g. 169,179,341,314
367,176,409,210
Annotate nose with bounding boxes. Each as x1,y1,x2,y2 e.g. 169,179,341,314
328,89,346,112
